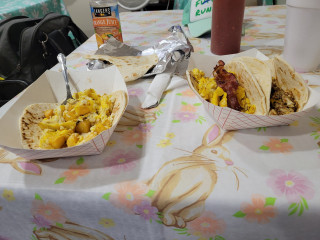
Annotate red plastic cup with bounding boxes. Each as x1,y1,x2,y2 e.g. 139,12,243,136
210,0,245,55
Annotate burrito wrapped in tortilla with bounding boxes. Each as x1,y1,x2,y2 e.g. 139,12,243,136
84,54,158,82
224,58,270,115
231,56,309,115
266,56,309,115
20,89,127,149
189,60,262,115
189,55,308,116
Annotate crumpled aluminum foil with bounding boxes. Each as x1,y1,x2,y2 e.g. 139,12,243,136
87,25,193,76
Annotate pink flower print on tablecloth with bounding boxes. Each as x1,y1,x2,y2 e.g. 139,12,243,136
104,149,138,175
31,200,67,226
173,102,205,124
134,200,158,221
60,163,90,183
174,112,197,122
128,88,144,96
187,211,226,239
121,128,149,145
110,182,149,214
240,194,277,224
180,89,196,97
181,104,197,112
267,169,315,203
260,138,293,153
138,123,154,133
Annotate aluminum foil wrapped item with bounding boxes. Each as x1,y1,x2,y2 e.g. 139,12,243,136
142,25,193,76
87,25,193,77
94,37,142,57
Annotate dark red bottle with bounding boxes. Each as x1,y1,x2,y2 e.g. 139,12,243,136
211,0,245,55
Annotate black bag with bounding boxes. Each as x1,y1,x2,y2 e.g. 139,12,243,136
0,12,88,84
0,80,29,107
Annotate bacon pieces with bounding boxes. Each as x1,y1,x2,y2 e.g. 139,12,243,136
213,60,242,111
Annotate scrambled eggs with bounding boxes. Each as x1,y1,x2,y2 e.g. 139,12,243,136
38,89,115,149
191,68,255,114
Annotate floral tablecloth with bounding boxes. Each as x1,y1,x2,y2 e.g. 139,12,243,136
0,0,68,20
1,5,320,240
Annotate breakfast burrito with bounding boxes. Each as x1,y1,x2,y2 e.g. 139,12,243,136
189,55,309,116
266,56,309,115
226,56,272,114
189,60,265,115
20,89,127,150
84,54,158,82
224,58,270,115
232,56,309,115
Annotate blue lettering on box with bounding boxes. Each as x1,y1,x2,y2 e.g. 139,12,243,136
195,0,213,7
202,0,210,4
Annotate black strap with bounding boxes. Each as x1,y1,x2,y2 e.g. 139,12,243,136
0,15,29,26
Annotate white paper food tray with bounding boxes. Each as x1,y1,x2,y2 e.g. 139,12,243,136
0,66,128,160
186,49,320,130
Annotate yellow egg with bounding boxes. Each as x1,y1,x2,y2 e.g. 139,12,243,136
38,89,115,149
219,92,228,107
192,68,256,114
192,69,229,107
210,87,225,106
66,133,80,147
39,130,72,149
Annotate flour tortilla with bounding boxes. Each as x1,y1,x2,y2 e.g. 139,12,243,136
109,90,128,125
20,103,58,149
267,56,309,112
20,90,127,149
230,56,272,113
225,60,268,115
85,54,158,82
229,56,308,113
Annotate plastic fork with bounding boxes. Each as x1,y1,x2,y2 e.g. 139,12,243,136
57,53,73,105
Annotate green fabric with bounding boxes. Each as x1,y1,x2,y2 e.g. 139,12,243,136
182,0,192,25
182,0,212,37
264,0,274,5
174,0,190,9
0,0,69,20
258,0,274,5
188,17,211,37
275,0,286,4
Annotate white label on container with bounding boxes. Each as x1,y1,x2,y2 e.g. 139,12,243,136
190,0,213,23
